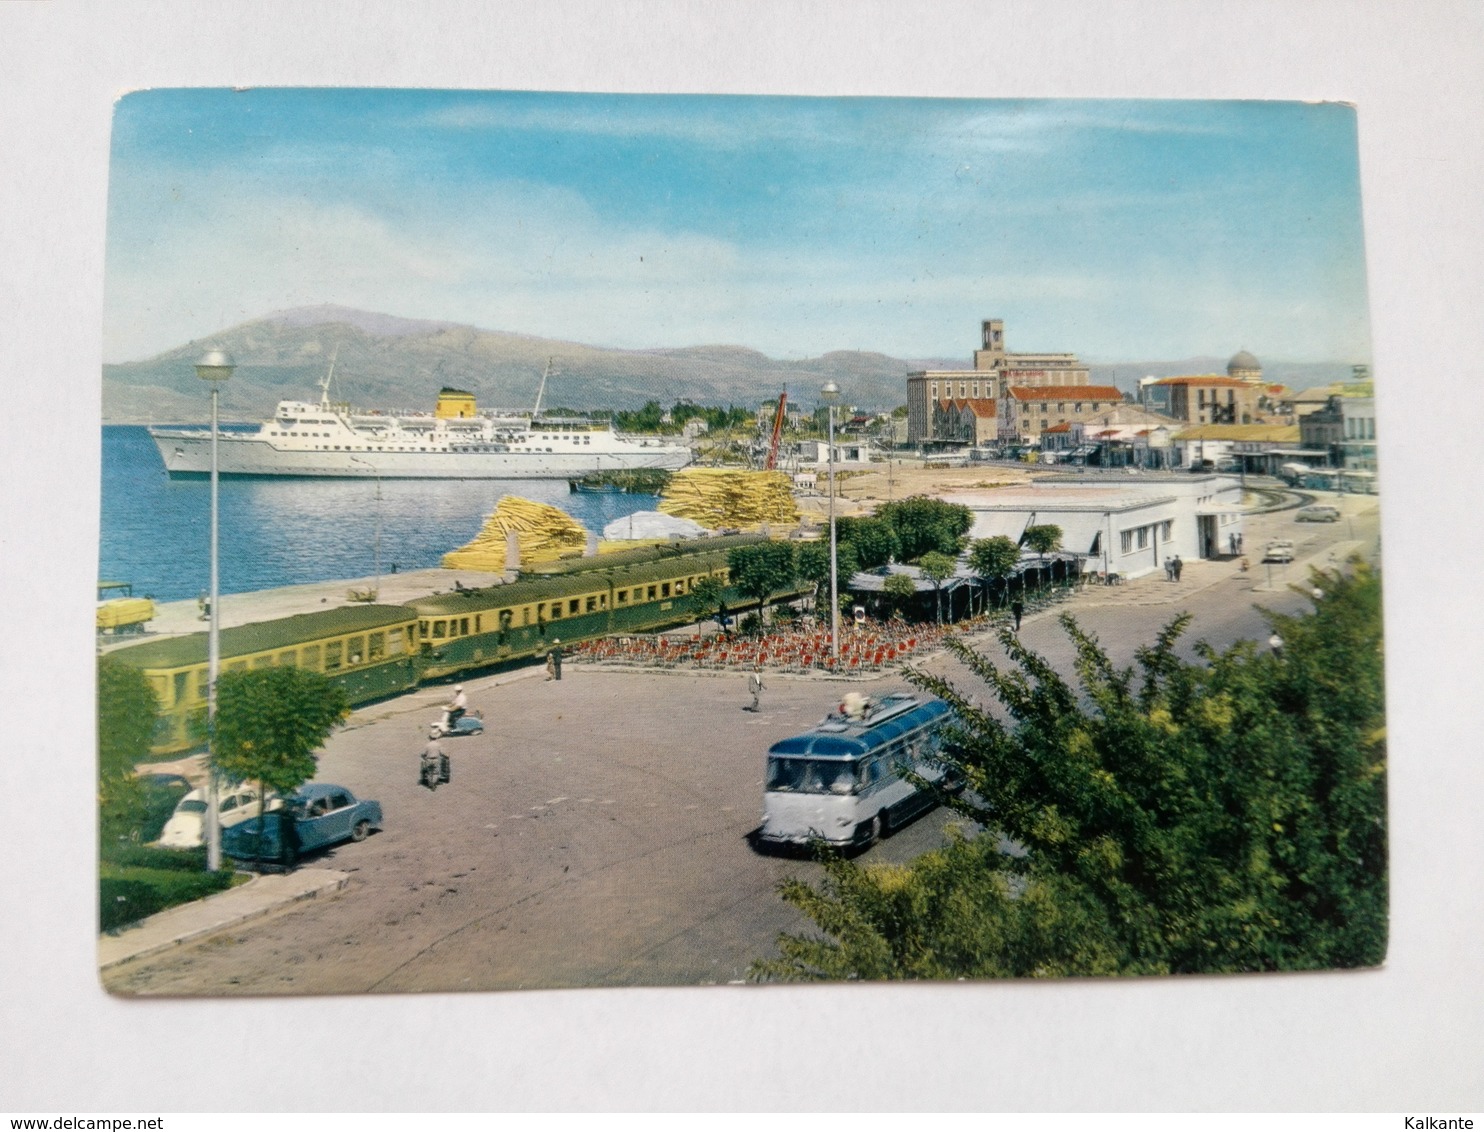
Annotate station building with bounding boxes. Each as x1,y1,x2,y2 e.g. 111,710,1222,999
940,476,1246,580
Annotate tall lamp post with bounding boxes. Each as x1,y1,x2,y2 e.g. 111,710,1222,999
349,456,382,599
195,349,235,872
820,381,841,661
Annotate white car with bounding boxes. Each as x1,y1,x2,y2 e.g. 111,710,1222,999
1263,540,1297,564
157,784,281,849
1295,504,1342,522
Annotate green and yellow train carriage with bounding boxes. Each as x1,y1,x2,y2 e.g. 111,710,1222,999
106,605,420,755
410,541,782,681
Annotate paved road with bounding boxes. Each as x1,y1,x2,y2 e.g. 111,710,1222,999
102,493,1378,995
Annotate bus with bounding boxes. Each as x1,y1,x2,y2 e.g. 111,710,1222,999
755,691,959,851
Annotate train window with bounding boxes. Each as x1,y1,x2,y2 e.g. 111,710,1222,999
661,583,671,598
174,671,188,706
324,642,343,671
549,604,561,619
195,669,208,701
599,594,607,608
302,645,320,670
617,590,628,603
586,596,597,612
348,636,364,663
432,621,447,639
149,676,167,703
522,607,531,626
387,628,406,656
368,633,384,660
568,599,580,615
647,586,657,600
278,650,297,667
227,660,248,674
419,620,430,637
253,655,274,670
475,615,482,633
460,618,469,635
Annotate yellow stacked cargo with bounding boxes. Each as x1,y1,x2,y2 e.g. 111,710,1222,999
441,496,591,571
657,468,799,530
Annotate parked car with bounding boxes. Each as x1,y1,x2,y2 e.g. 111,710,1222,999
222,783,382,867
1295,504,1342,522
1263,539,1297,563
157,783,281,849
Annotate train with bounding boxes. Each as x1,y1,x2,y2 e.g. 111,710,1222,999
105,534,799,754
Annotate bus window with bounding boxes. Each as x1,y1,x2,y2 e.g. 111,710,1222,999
765,758,862,795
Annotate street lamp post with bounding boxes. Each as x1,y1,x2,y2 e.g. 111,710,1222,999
195,349,235,872
349,457,382,599
821,381,841,661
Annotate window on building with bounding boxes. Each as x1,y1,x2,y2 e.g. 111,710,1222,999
1120,530,1133,554
1161,520,1173,542
1137,527,1149,549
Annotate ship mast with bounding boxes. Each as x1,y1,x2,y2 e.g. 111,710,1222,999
318,344,341,411
532,356,554,420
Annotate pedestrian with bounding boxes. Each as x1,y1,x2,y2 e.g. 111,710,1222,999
747,665,765,712
422,727,449,789
1164,558,1174,582
1229,532,1238,555
1268,633,1284,658
551,638,563,680
1010,598,1024,632
1173,556,1183,581
545,650,557,681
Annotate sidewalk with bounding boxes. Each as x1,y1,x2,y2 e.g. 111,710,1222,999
98,867,350,972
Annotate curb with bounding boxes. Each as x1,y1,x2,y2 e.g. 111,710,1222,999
98,868,351,972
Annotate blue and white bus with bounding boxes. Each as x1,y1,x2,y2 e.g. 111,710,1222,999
756,691,960,851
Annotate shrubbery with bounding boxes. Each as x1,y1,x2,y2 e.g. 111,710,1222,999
99,864,237,932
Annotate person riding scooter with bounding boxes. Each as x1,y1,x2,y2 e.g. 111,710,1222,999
446,684,468,730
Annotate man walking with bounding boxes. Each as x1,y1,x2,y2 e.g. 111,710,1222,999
747,665,765,712
551,638,563,681
1173,555,1183,581
1010,598,1024,632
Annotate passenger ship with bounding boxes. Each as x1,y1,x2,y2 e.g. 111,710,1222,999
148,362,693,480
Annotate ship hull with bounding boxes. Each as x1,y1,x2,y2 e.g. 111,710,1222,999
150,432,693,479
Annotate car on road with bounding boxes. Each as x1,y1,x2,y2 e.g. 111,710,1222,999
222,783,382,867
1295,504,1342,522
1263,539,1297,563
158,783,281,849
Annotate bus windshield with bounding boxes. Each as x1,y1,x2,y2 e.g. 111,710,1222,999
765,757,862,795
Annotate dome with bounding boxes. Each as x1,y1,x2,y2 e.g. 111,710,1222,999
1227,349,1261,375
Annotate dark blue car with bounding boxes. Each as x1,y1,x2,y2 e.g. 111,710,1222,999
222,783,382,867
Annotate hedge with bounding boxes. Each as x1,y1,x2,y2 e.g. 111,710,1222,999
99,865,236,933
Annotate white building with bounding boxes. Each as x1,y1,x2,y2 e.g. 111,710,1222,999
941,476,1246,580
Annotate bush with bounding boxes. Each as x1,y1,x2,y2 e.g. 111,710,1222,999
99,865,236,932
105,843,209,872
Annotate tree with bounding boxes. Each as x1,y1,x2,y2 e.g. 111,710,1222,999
97,657,162,842
969,535,1022,610
689,574,728,630
1022,523,1064,583
878,497,973,561
212,667,350,830
726,542,798,632
753,562,1387,980
836,516,900,570
917,551,957,625
797,540,860,613
881,572,918,621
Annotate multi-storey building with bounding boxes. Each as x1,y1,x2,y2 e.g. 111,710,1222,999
998,384,1125,445
1148,375,1260,426
907,319,1090,445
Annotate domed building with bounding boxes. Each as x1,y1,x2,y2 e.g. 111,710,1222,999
1227,349,1262,383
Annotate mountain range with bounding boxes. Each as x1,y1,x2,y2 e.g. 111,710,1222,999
101,304,1360,424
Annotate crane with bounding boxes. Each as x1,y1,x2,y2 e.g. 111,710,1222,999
765,388,787,470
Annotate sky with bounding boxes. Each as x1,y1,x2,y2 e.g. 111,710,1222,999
103,91,1373,367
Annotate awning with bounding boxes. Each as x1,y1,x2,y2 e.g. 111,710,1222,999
1035,510,1112,557
969,511,1030,542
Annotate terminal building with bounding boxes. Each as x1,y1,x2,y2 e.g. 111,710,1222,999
940,476,1246,580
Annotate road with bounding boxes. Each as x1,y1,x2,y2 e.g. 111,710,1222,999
102,490,1379,995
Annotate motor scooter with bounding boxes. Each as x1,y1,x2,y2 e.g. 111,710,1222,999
429,706,484,738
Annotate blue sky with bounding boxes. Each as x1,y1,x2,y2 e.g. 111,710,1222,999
104,90,1372,366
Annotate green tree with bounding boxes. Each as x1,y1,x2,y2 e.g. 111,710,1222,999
882,572,918,620
917,551,958,625
726,542,798,632
1022,523,1063,564
969,535,1022,610
689,574,727,629
753,562,1387,980
797,540,860,613
97,657,162,842
836,516,900,570
878,497,973,560
212,667,350,829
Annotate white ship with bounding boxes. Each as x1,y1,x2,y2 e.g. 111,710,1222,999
148,360,694,480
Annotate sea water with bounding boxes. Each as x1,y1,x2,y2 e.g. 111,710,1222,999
99,425,662,602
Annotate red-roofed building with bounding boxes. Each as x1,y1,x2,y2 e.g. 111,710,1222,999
931,397,998,446
998,384,1126,444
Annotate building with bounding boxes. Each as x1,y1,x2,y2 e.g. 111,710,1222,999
1148,375,1261,426
907,319,1090,445
931,397,998,447
1172,423,1305,474
998,384,1126,445
942,476,1246,580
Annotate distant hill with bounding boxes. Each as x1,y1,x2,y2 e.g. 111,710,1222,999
101,304,1363,423
101,305,966,424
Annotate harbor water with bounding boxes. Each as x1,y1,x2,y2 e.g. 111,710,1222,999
99,425,662,603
